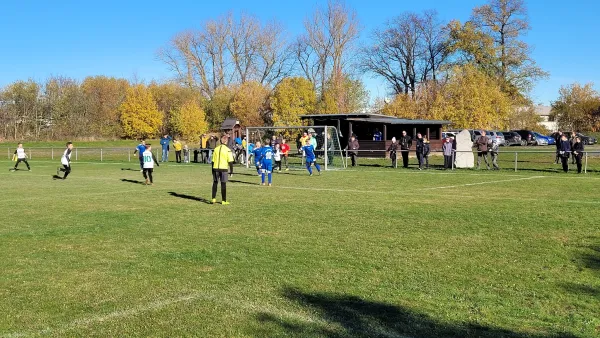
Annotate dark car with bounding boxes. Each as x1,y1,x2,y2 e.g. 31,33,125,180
502,132,524,146
511,130,548,146
563,132,598,145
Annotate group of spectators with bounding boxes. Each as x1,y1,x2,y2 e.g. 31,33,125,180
157,135,189,163
553,130,585,173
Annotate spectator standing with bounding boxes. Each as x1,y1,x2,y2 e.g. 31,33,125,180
399,130,412,168
476,131,491,170
347,135,360,167
422,136,430,169
387,137,399,168
572,137,584,174
274,143,283,172
207,136,217,163
559,134,571,173
443,136,453,169
200,134,209,163
280,139,290,171
489,138,500,170
159,134,172,162
569,131,577,164
415,133,424,170
173,138,183,163
183,144,190,163
553,130,563,164
373,128,383,141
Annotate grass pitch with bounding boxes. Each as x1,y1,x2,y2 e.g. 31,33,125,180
0,158,599,337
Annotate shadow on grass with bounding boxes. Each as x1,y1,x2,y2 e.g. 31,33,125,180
120,178,145,185
254,287,576,338
561,242,600,300
234,172,262,177
168,192,212,204
229,179,260,186
121,168,141,171
52,175,63,180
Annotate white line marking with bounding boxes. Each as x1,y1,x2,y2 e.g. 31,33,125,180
421,176,546,191
3,292,330,338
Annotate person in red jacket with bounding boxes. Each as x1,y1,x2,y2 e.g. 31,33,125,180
280,138,290,171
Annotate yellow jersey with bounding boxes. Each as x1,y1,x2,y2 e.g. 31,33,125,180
212,144,234,171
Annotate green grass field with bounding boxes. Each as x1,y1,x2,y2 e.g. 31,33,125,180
1,157,599,337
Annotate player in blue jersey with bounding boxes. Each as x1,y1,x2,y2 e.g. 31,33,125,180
260,139,274,186
302,139,321,176
252,141,262,176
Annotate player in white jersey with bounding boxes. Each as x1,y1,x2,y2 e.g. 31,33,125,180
142,144,160,185
56,142,74,179
11,143,30,171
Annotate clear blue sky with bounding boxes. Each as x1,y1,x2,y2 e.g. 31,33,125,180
1,0,598,105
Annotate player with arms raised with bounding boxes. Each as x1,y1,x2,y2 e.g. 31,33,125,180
10,143,31,172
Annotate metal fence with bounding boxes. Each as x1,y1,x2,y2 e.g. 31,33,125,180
4,147,165,163
343,149,600,173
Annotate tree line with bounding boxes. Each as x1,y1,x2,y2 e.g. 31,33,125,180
1,0,597,142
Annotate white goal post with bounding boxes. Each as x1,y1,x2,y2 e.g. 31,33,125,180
244,125,347,171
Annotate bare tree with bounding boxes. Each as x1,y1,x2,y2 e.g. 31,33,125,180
471,0,547,94
296,0,360,93
159,13,292,98
360,11,449,97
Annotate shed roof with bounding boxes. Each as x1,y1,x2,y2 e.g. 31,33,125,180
220,118,240,130
300,113,450,125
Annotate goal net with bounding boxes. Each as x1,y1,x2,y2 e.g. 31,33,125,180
244,126,346,171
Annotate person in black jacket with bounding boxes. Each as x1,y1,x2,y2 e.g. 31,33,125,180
422,136,430,169
387,137,399,168
415,133,424,170
559,134,571,173
572,136,585,174
399,130,412,168
553,130,563,164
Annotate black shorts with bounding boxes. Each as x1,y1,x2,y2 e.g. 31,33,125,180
212,170,228,183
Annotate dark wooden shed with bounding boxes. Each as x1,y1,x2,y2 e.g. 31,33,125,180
220,118,244,139
300,113,451,157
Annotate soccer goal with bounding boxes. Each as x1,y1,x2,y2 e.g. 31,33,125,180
245,126,346,171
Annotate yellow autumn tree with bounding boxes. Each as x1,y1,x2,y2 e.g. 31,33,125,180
169,100,208,143
440,64,512,129
271,77,316,127
119,85,163,139
229,81,269,127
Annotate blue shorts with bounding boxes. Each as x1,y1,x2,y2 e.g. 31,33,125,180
262,162,273,173
306,158,316,164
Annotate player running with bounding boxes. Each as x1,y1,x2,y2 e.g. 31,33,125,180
302,139,321,176
56,142,74,180
10,143,31,172
133,140,146,172
142,144,160,185
260,139,274,186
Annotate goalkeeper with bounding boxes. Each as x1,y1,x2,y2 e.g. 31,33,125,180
211,135,234,205
11,143,31,172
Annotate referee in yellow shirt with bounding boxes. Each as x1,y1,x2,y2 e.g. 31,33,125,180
211,135,234,205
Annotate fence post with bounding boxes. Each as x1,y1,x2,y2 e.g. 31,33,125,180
29,149,32,160
75,148,78,161
514,152,518,172
101,149,103,162
324,126,328,171
585,152,588,174
7,148,10,160
451,151,455,170
52,148,54,160
128,149,131,162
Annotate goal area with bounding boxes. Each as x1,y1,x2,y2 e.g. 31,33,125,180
245,126,346,171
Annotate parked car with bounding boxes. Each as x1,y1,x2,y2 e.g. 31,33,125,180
502,132,523,146
486,131,506,146
511,130,547,146
562,132,598,145
442,131,458,139
533,132,553,146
